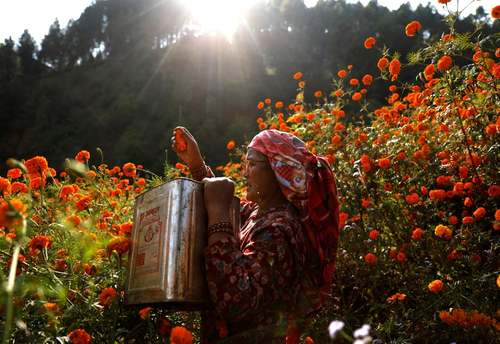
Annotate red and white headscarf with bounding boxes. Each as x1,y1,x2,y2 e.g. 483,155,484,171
248,129,340,306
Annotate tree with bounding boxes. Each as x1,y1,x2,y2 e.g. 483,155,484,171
0,38,19,83
17,30,41,76
39,19,66,70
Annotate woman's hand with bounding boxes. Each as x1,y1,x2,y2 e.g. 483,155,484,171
170,127,204,169
202,177,235,224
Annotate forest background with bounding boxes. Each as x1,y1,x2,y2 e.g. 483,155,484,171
0,0,497,173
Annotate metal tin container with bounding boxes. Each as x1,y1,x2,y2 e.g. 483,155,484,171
125,178,239,309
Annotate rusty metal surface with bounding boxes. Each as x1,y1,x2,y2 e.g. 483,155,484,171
125,178,240,308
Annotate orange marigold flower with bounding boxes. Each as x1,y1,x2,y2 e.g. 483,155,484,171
361,197,371,208
68,328,91,344
25,156,48,175
75,150,90,163
257,101,264,110
428,279,444,293
226,140,236,150
293,72,303,80
352,92,362,101
337,69,347,78
99,287,117,307
405,20,422,37
107,236,130,255
424,64,435,80
492,5,500,19
139,307,153,320
447,249,460,261
386,292,406,303
411,227,425,240
438,0,451,4
368,229,379,240
377,157,391,169
485,123,497,136
434,224,452,239
28,235,53,256
275,101,284,109
334,122,345,131
361,74,373,86
43,302,60,313
448,215,458,225
123,162,137,178
314,90,322,98
0,177,11,195
59,185,76,201
7,168,22,179
0,198,26,229
264,98,271,105
119,222,133,235
441,34,453,43
396,251,407,263
11,182,28,194
29,175,45,190
429,189,447,201
66,215,82,226
405,193,419,205
437,55,453,71
349,78,359,86
462,216,474,225
305,337,314,344
473,207,486,219
170,326,193,344
377,57,389,71
389,59,401,80
364,36,376,49
364,252,377,265
488,185,500,197
439,310,453,326
76,196,92,211
331,134,342,145
464,197,473,207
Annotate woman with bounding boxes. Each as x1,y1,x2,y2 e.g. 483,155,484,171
171,127,340,343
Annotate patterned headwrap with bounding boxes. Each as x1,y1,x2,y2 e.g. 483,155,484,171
248,129,340,306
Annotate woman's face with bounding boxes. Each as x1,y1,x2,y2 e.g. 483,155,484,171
244,148,281,203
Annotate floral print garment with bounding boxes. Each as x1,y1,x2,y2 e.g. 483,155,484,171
204,201,308,343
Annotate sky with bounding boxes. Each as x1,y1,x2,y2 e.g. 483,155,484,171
0,0,496,45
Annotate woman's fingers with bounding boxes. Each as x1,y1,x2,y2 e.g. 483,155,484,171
170,136,178,153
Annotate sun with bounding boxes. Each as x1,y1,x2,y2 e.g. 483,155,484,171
183,0,257,41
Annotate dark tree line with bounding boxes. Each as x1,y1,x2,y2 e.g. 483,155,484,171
0,0,496,174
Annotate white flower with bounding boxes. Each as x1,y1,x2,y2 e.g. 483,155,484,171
353,336,373,344
328,320,345,339
353,324,371,338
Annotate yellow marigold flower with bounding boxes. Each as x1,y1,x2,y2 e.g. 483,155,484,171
434,224,452,239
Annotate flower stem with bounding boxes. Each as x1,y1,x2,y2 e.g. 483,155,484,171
2,244,21,344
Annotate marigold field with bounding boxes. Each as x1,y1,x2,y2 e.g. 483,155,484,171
1,6,499,344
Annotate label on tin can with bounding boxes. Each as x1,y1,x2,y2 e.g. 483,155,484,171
134,207,162,275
